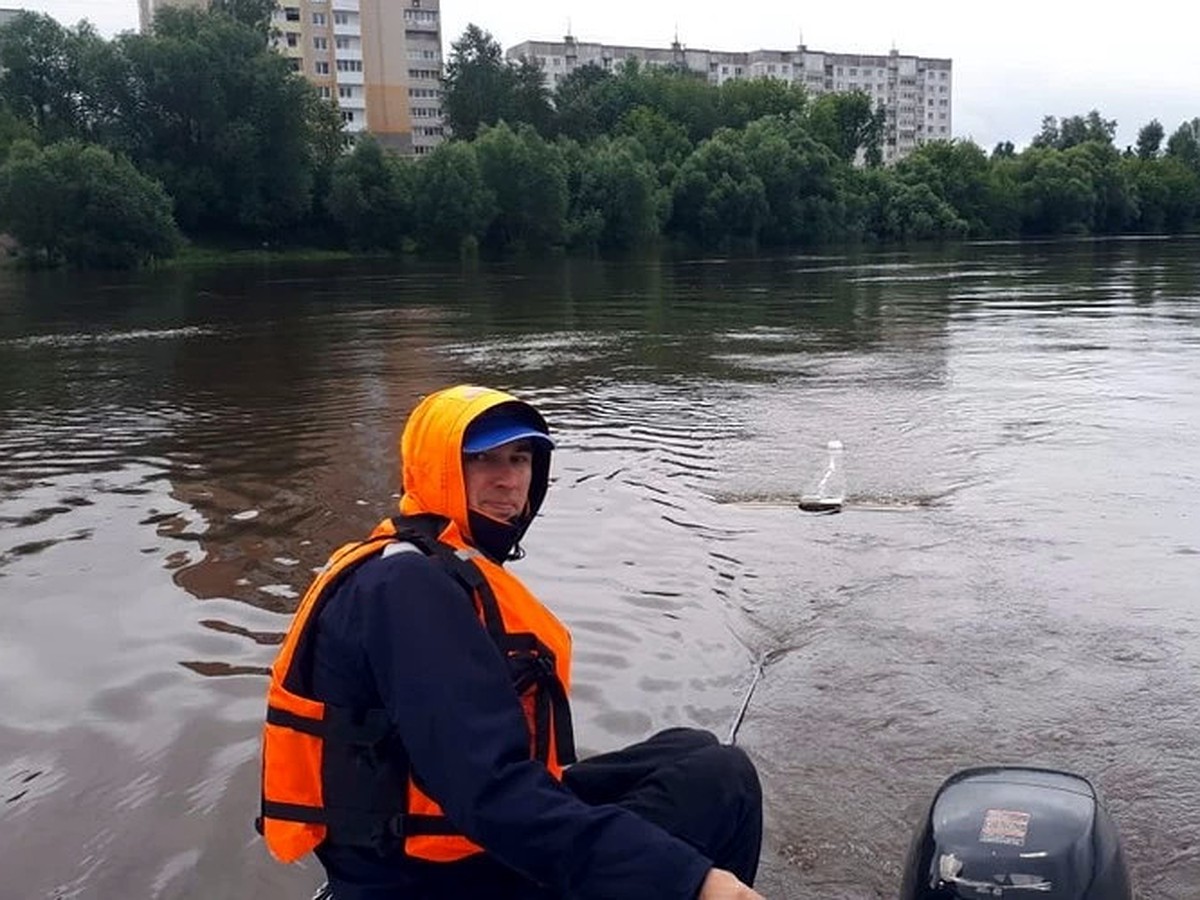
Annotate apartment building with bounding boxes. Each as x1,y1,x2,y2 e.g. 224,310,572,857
507,35,952,164
143,0,445,155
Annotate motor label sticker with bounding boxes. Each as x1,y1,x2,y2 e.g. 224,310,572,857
979,809,1031,846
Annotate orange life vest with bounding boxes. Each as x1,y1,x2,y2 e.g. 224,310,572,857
258,514,575,864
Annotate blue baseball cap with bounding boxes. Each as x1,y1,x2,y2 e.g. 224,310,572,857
463,409,555,454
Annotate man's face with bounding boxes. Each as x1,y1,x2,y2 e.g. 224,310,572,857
463,439,534,522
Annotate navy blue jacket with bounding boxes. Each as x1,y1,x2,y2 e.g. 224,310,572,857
309,547,713,900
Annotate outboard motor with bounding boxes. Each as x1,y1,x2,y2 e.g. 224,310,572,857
900,767,1131,899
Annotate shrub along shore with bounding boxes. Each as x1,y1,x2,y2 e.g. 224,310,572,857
0,6,1197,269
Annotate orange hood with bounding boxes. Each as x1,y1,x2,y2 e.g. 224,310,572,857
398,385,551,548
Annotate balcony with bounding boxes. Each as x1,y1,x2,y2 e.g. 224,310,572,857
331,0,359,10
335,69,364,85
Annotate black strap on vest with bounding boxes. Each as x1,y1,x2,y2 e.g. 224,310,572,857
390,516,576,766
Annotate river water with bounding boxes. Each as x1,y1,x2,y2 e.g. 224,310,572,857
0,239,1197,899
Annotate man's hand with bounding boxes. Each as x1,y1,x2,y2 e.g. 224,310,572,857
698,867,764,900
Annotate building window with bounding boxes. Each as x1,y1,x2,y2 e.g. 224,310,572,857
314,61,330,74
312,12,326,26
287,58,301,72
339,85,354,99
341,110,355,123
335,36,351,49
313,36,327,50
336,59,363,72
334,11,349,24
318,85,331,99
285,32,298,47
283,6,299,21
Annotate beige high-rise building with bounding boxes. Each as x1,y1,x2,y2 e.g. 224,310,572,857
143,0,445,155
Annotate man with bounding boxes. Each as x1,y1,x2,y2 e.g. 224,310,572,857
260,385,764,899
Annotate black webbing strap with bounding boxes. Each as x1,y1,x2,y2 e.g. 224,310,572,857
390,516,507,642
500,636,577,767
259,802,460,845
387,515,577,766
266,705,392,744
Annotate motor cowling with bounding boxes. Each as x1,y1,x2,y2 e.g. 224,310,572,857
900,767,1131,899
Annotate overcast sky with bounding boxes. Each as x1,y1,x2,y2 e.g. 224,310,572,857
19,0,1200,151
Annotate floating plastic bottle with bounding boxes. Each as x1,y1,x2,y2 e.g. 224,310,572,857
799,440,846,513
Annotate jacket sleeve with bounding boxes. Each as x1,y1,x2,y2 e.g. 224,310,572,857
346,551,714,900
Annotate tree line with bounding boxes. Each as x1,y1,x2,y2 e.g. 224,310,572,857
0,10,1198,268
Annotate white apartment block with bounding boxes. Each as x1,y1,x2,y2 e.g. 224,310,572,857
143,0,445,155
507,36,952,164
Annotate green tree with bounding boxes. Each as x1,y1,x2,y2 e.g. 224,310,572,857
1032,110,1117,150
412,140,494,252
508,56,555,137
806,92,883,164
0,100,37,158
208,0,277,37
443,25,515,141
1123,156,1198,233
669,129,768,245
0,12,105,140
554,63,613,141
852,166,968,242
615,105,692,182
739,114,846,245
1031,115,1060,149
109,7,328,237
894,139,997,237
717,77,807,131
1018,147,1095,234
1166,118,1200,170
640,66,720,144
569,136,661,250
992,141,1016,160
1136,120,1164,160
1064,140,1136,233
327,137,414,251
0,139,180,267
474,122,567,249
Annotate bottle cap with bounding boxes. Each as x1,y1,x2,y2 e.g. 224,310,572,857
827,439,844,451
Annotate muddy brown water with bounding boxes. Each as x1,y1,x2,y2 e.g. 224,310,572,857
1,238,1198,898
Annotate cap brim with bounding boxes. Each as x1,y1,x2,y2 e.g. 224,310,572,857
463,424,555,454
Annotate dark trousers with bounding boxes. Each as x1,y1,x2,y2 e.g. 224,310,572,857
562,727,763,888
320,728,762,900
